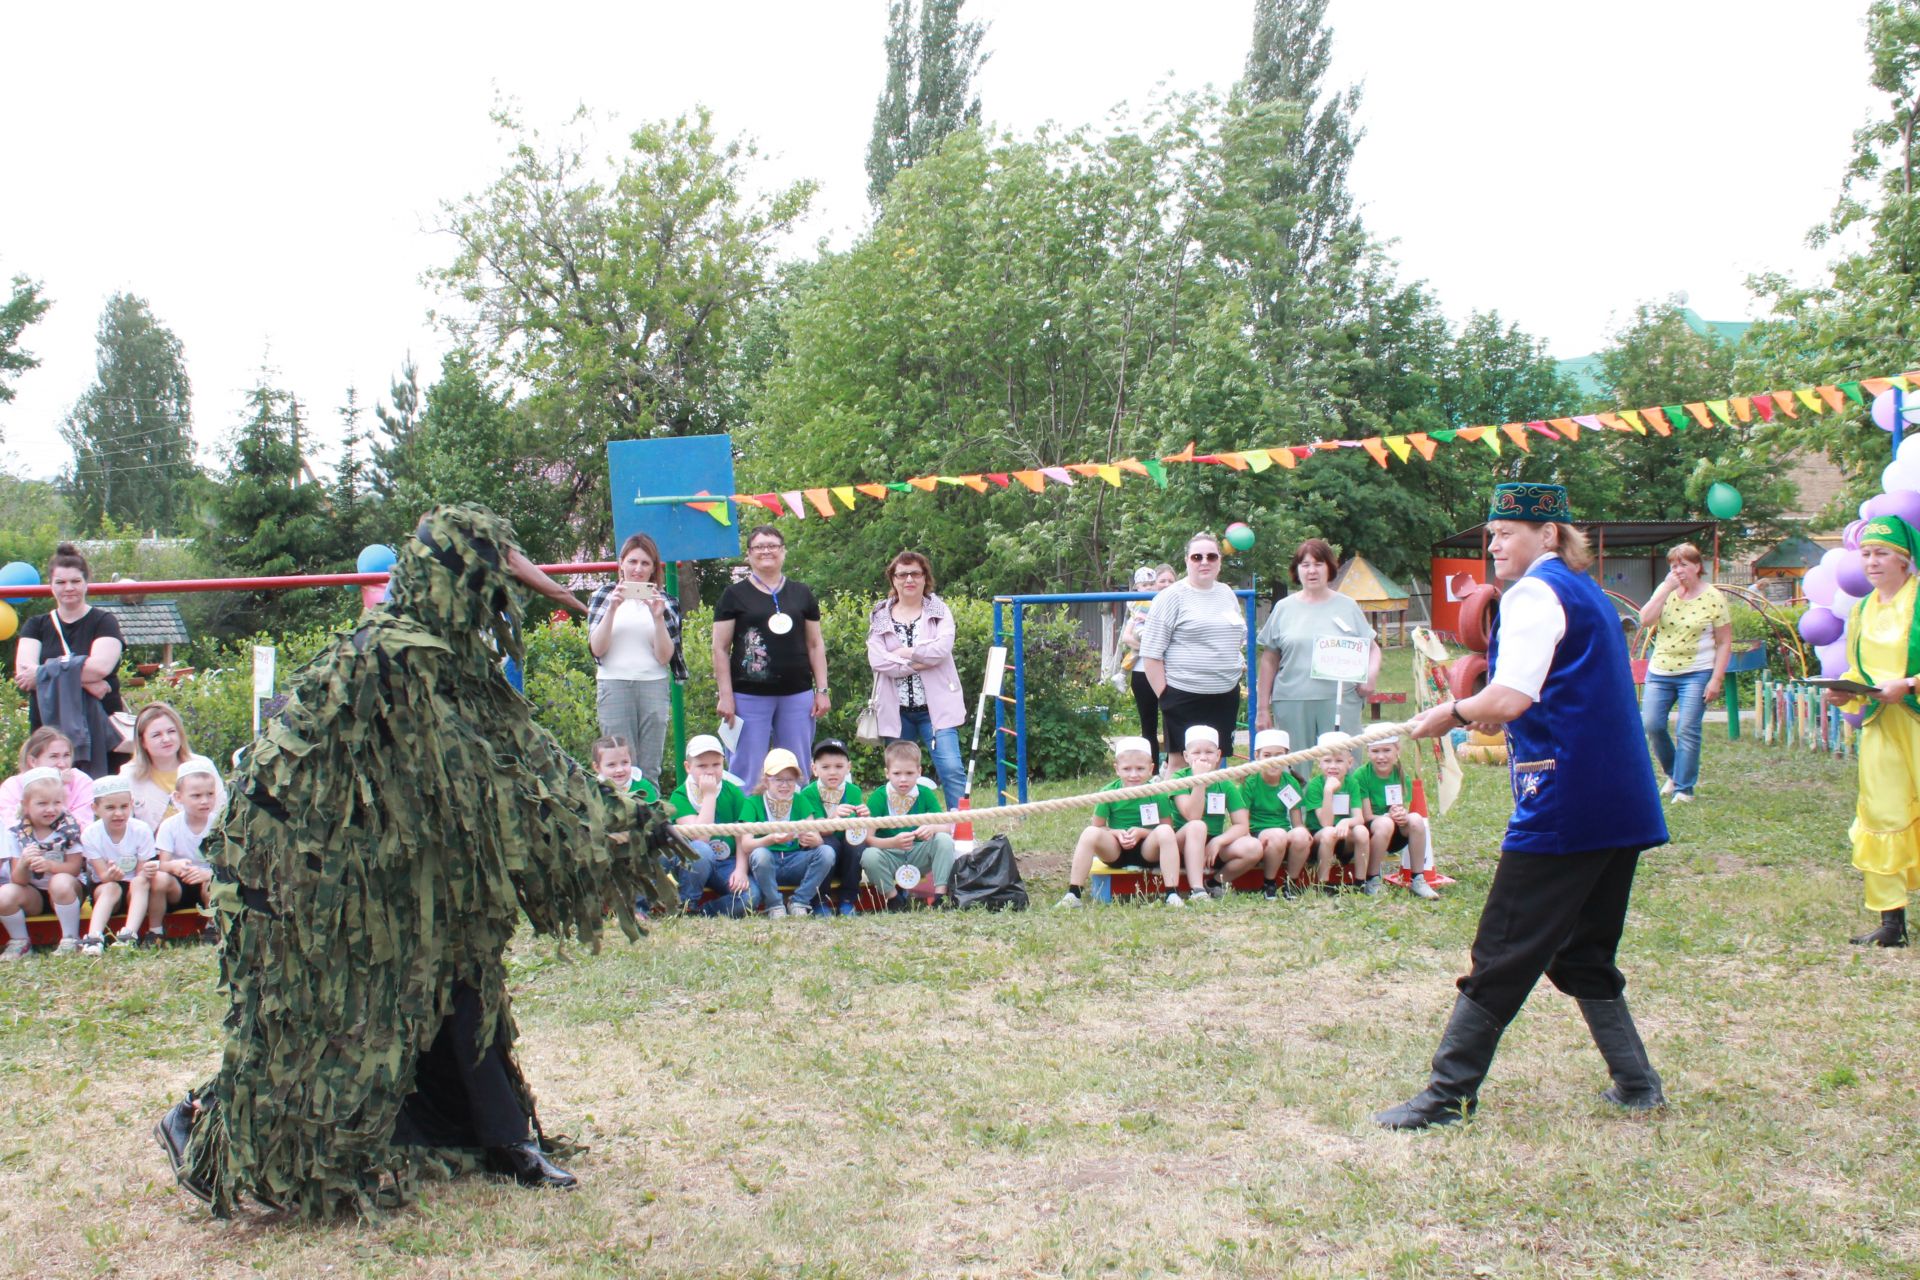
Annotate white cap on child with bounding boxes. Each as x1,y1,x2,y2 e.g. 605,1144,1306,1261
1315,731,1350,749
684,734,726,761
1132,566,1157,588
17,767,61,789
1253,729,1290,752
1370,735,1402,746
91,775,132,797
1112,736,1152,758
1183,725,1219,749
177,758,219,781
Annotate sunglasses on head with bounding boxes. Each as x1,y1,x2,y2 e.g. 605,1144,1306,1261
1188,551,1220,563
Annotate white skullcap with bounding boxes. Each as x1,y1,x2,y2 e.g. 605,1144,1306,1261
176,758,219,781
1369,735,1403,746
1184,725,1220,748
1315,732,1350,749
18,767,61,789
1253,729,1290,752
91,775,132,797
1132,566,1158,587
1112,737,1153,758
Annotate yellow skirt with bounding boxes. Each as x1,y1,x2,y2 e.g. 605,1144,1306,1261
1851,702,1920,888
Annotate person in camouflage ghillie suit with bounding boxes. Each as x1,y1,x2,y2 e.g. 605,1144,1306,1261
154,505,684,1217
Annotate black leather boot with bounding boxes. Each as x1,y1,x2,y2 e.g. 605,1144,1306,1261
154,1097,213,1204
1850,908,1908,948
486,1141,578,1190
1374,993,1504,1131
1577,997,1666,1110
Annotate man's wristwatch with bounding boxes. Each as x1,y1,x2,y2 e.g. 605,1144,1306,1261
1448,701,1471,727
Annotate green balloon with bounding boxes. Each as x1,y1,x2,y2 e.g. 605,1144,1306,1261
1224,522,1256,552
1706,482,1743,519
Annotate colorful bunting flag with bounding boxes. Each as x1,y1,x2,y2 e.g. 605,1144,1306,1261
1012,471,1044,493
1618,410,1648,436
781,491,808,520
1361,437,1389,468
803,489,835,517
1499,423,1531,452
1142,460,1168,487
1385,435,1412,463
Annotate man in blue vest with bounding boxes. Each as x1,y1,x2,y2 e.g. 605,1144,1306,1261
1379,484,1669,1130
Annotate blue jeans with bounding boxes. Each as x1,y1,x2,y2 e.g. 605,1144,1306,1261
676,840,751,917
895,707,965,810
748,845,833,912
1641,670,1711,795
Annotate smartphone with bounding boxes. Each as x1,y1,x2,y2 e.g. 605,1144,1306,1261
622,581,657,602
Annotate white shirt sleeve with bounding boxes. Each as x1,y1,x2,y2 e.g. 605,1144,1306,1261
1488,574,1566,701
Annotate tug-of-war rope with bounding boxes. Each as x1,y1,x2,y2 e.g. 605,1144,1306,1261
676,720,1420,840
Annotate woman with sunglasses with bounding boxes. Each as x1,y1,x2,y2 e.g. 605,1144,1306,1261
1140,532,1247,773
1255,538,1379,761
866,551,967,809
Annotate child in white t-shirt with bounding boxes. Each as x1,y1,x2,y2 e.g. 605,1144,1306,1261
152,761,220,922
0,768,87,958
79,775,158,953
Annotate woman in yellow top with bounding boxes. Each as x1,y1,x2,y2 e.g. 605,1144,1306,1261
1823,515,1920,947
1636,543,1732,803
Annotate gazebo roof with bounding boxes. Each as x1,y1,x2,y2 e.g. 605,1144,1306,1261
1751,537,1825,571
1333,555,1407,610
93,599,190,647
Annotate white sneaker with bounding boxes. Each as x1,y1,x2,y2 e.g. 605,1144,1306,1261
1055,891,1084,909
1661,779,1676,798
765,903,788,919
1410,876,1439,900
81,935,105,957
54,937,80,955
788,902,811,918
1,939,27,961
1672,792,1694,804
1164,892,1186,908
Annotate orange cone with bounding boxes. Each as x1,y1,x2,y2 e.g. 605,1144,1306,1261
954,794,974,854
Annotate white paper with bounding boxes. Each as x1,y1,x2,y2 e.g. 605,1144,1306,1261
1309,635,1370,683
1138,802,1159,826
1331,793,1351,816
1206,791,1227,816
1384,784,1404,807
1278,785,1301,810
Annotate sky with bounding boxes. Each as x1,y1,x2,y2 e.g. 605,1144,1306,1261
0,0,1885,484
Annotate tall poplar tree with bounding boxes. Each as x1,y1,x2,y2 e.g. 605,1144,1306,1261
60,293,198,534
865,0,988,204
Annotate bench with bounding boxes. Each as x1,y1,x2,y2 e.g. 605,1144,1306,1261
22,908,214,949
1367,692,1407,720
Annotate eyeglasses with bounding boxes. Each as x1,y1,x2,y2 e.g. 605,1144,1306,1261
749,542,785,552
892,569,925,579
1188,552,1220,563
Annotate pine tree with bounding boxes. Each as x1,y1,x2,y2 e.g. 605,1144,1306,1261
865,0,988,204
370,355,423,502
330,386,378,559
59,293,199,534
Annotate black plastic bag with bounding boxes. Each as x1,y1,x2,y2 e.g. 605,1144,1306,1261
950,834,1028,911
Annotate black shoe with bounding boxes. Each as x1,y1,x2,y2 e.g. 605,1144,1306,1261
1263,883,1278,901
1281,881,1301,902
485,1141,578,1190
1850,908,1908,947
1577,997,1667,1110
886,892,912,913
1375,994,1505,1131
154,1098,212,1204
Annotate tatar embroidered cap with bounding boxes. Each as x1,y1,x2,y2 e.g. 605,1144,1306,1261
1488,482,1573,524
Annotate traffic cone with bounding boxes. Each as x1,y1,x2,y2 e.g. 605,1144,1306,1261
954,793,975,855
1408,778,1455,886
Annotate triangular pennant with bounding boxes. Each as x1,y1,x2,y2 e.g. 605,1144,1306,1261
1407,432,1438,460
781,490,808,520
1643,407,1673,436
1431,429,1458,443
1094,464,1123,486
886,482,914,494
1040,466,1075,486
1794,388,1822,414
1216,453,1250,471
959,475,990,493
1527,419,1560,440
907,476,938,491
1012,470,1044,493
755,493,785,517
1500,423,1531,452
1162,441,1195,463
1752,396,1774,422
1548,417,1578,440
1897,375,1914,391
1265,448,1297,469
1482,428,1503,455
1596,413,1627,433
1361,437,1390,468
1618,410,1648,435
1731,397,1753,423
933,475,968,488
1708,399,1734,425
1384,434,1413,463
1117,459,1149,477
985,473,1010,488
857,484,889,500
1457,426,1486,441
1067,463,1101,477
1142,459,1168,487
687,491,732,526
1839,382,1864,406
1862,377,1894,397
1291,446,1314,459
1816,386,1845,413
1241,450,1272,473
803,488,835,517
1771,390,1798,419
1686,403,1715,428
831,486,857,510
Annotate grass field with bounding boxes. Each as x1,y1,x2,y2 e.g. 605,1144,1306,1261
2,731,1915,1279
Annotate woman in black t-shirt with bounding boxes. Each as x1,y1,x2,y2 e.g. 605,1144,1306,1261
12,543,126,778
712,525,829,787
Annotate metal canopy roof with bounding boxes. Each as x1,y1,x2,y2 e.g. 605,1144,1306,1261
1433,519,1718,552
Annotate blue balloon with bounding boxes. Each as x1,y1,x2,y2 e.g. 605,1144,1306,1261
0,560,40,605
356,544,398,575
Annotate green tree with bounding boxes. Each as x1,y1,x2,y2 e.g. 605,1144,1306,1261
431,106,815,551
865,0,989,204
0,273,51,421
370,355,422,503
328,386,380,561
59,293,199,534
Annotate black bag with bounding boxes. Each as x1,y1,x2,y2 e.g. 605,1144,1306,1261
950,834,1028,911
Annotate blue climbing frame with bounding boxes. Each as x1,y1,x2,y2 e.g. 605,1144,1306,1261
991,590,1260,805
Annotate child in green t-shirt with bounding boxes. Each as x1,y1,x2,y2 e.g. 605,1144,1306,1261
1058,736,1177,907
740,748,833,918
1356,737,1438,900
1171,725,1257,905
667,734,752,916
1245,729,1312,900
801,738,870,916
860,740,957,910
1302,734,1370,893
592,735,660,804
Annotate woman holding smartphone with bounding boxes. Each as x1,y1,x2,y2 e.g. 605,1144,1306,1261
588,532,686,787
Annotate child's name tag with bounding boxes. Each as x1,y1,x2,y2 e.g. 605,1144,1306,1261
1278,784,1302,810
1138,802,1160,826
1206,792,1227,816
1331,794,1351,816
1384,784,1404,807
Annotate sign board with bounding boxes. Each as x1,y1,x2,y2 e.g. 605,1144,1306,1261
981,646,1009,699
607,435,741,564
252,645,275,736
1309,635,1370,684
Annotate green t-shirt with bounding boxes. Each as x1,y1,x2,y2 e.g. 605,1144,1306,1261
1350,763,1409,818
628,776,660,804
1301,772,1365,834
867,783,942,841
1171,768,1246,838
1242,769,1307,834
800,777,866,819
740,789,825,854
1093,777,1172,831
668,777,749,853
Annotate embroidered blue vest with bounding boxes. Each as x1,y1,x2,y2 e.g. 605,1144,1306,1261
1488,557,1668,856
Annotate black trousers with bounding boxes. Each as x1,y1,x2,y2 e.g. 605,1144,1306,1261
1129,670,1162,768
393,981,530,1149
822,833,862,906
1457,846,1643,1027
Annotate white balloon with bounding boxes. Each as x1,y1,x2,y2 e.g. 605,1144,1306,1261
1900,431,1920,465
1832,588,1861,616
1882,458,1918,495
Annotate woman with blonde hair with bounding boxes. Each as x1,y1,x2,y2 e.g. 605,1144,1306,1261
120,703,226,828
1636,542,1731,802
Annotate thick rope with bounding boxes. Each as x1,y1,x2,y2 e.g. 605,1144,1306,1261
676,720,1419,838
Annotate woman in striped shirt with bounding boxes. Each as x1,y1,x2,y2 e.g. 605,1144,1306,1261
1139,531,1247,773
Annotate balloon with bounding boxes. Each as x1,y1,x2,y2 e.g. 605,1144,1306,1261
1844,519,1866,550
1843,708,1867,729
1864,490,1920,527
1871,387,1912,432
0,560,39,605
1832,588,1861,618
1820,547,1847,571
1705,482,1744,519
1817,638,1850,679
1899,431,1920,464
1799,606,1846,646
1223,522,1256,553
356,543,398,575
1837,551,1871,599
1881,457,1920,495
1862,497,1879,523
0,601,15,642
1803,563,1838,606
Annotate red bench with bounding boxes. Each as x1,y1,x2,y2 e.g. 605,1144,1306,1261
21,908,213,949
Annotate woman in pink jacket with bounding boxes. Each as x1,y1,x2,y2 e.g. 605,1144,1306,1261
867,551,967,809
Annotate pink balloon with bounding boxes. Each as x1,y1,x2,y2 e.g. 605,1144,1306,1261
1844,519,1866,550
1799,605,1845,646
1803,563,1838,606
1872,387,1909,432
1837,550,1871,598
1864,490,1920,527
1817,638,1850,678
1862,497,1879,522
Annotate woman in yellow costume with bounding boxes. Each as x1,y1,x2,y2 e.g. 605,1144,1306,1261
1824,514,1920,948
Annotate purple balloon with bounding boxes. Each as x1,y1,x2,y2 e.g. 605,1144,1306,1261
1843,708,1867,728
1803,563,1838,607
1836,550,1871,598
1864,489,1920,527
1799,606,1845,646
1817,638,1851,678
1873,387,1908,432
1844,519,1866,550
1863,497,1879,522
